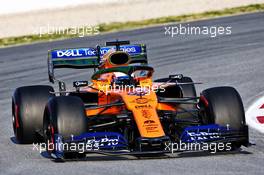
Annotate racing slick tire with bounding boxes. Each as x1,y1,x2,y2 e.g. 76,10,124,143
43,96,88,159
200,86,248,148
12,85,54,144
177,77,197,120
154,76,197,120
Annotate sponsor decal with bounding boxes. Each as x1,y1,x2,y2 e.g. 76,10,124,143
129,97,153,104
56,49,82,57
86,137,119,147
187,132,220,141
135,98,149,104
141,109,152,119
51,45,142,59
119,47,136,53
73,81,88,87
135,104,153,109
143,120,159,133
144,120,155,124
51,48,96,58
145,126,158,132
169,74,183,80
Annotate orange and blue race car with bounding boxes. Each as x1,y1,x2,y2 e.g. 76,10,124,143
12,40,249,160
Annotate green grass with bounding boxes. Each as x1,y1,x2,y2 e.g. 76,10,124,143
1,3,264,47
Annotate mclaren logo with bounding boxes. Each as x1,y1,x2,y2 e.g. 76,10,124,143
135,98,149,104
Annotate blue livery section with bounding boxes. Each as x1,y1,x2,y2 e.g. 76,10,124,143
50,45,146,59
70,131,128,149
51,48,97,59
52,132,128,157
180,124,230,143
50,126,247,158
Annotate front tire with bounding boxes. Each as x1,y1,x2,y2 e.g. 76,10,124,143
200,86,248,148
177,77,197,120
43,96,88,158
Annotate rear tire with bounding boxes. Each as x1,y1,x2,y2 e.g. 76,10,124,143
43,96,88,158
12,85,54,144
200,86,248,148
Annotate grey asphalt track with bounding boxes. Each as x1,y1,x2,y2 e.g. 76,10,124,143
1,12,264,175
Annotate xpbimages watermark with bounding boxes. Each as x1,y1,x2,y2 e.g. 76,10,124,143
165,141,232,153
164,24,232,38
97,83,166,95
32,137,119,154
34,24,100,37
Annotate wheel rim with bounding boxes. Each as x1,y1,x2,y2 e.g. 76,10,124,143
12,101,20,140
44,116,55,154
47,124,55,152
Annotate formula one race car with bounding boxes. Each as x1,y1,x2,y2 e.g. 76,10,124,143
12,40,249,159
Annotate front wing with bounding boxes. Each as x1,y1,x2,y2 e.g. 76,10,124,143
50,124,249,159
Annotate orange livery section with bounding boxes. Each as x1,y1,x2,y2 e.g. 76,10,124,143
122,91,165,138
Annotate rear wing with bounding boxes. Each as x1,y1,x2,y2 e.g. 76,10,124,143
48,44,147,83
